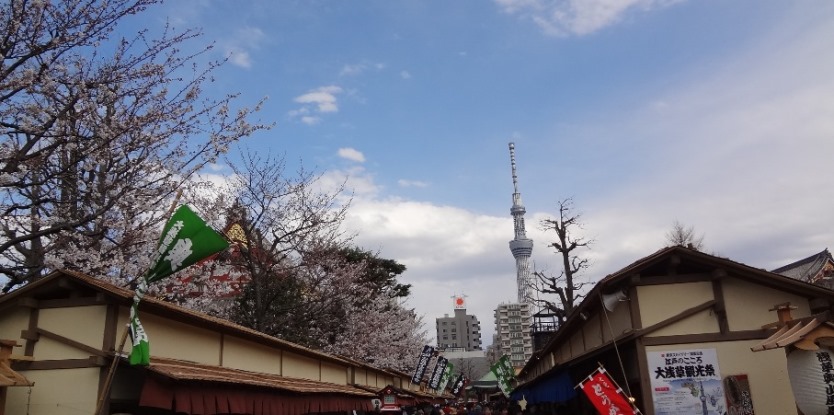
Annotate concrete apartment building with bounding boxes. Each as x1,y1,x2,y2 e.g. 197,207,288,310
493,302,534,368
435,296,482,351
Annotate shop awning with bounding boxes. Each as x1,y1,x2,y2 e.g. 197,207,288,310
510,370,576,404
138,357,375,415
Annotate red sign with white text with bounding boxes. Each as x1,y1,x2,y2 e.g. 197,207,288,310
580,369,639,415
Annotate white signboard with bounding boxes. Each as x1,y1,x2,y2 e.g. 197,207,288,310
647,348,727,415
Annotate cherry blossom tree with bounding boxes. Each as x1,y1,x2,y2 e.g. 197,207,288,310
158,151,427,366
0,0,267,292
325,291,428,373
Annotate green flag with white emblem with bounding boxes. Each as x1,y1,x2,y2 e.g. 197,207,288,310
438,361,455,392
491,355,516,397
129,205,229,365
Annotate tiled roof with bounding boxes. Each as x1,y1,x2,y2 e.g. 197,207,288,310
146,356,375,396
771,248,833,281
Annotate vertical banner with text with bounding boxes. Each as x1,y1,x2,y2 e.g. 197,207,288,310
411,345,435,385
429,356,449,390
437,362,455,393
451,373,467,396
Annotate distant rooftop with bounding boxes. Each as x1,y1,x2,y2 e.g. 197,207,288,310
771,248,833,282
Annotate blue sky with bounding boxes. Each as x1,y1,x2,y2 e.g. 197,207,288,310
120,0,834,345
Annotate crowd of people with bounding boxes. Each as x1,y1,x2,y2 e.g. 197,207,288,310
404,401,533,415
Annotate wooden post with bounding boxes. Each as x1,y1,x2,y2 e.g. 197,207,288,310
95,325,130,415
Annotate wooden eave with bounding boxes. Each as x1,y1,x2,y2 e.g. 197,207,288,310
752,313,834,352
0,340,32,387
0,362,31,387
147,356,376,397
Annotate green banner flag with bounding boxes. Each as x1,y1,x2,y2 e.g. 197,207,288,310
129,205,229,365
490,355,516,397
438,361,455,392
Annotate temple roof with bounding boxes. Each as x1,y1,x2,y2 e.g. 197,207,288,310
771,248,834,282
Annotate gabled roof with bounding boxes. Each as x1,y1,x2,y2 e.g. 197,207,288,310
771,248,834,281
520,246,834,377
0,269,351,366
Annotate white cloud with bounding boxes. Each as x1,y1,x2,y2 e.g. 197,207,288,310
300,116,320,125
344,198,523,343
397,179,428,188
339,64,367,77
338,147,366,163
339,61,386,77
206,163,227,172
495,0,682,36
294,86,343,113
223,26,266,68
400,70,412,79
289,86,344,124
226,48,252,68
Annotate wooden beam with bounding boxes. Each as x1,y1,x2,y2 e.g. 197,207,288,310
635,337,653,415
630,273,714,286
638,300,716,338
24,307,38,356
38,296,108,309
642,330,769,346
12,356,104,371
33,328,108,358
99,303,120,402
667,254,681,276
628,284,643,330
711,272,729,334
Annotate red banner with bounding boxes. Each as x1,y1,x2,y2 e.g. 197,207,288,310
579,368,639,415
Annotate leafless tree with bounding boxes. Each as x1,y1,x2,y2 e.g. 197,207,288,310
530,198,592,325
665,220,704,250
0,0,267,291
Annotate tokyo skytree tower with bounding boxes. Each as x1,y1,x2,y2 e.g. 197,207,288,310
508,142,534,303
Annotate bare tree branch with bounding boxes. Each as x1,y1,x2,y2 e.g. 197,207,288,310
665,220,705,250
529,198,592,326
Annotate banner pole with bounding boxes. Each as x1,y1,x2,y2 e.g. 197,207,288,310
95,324,130,415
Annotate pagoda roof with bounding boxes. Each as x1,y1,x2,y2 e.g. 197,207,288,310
771,248,834,281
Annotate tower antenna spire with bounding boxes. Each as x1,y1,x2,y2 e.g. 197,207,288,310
508,142,534,303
